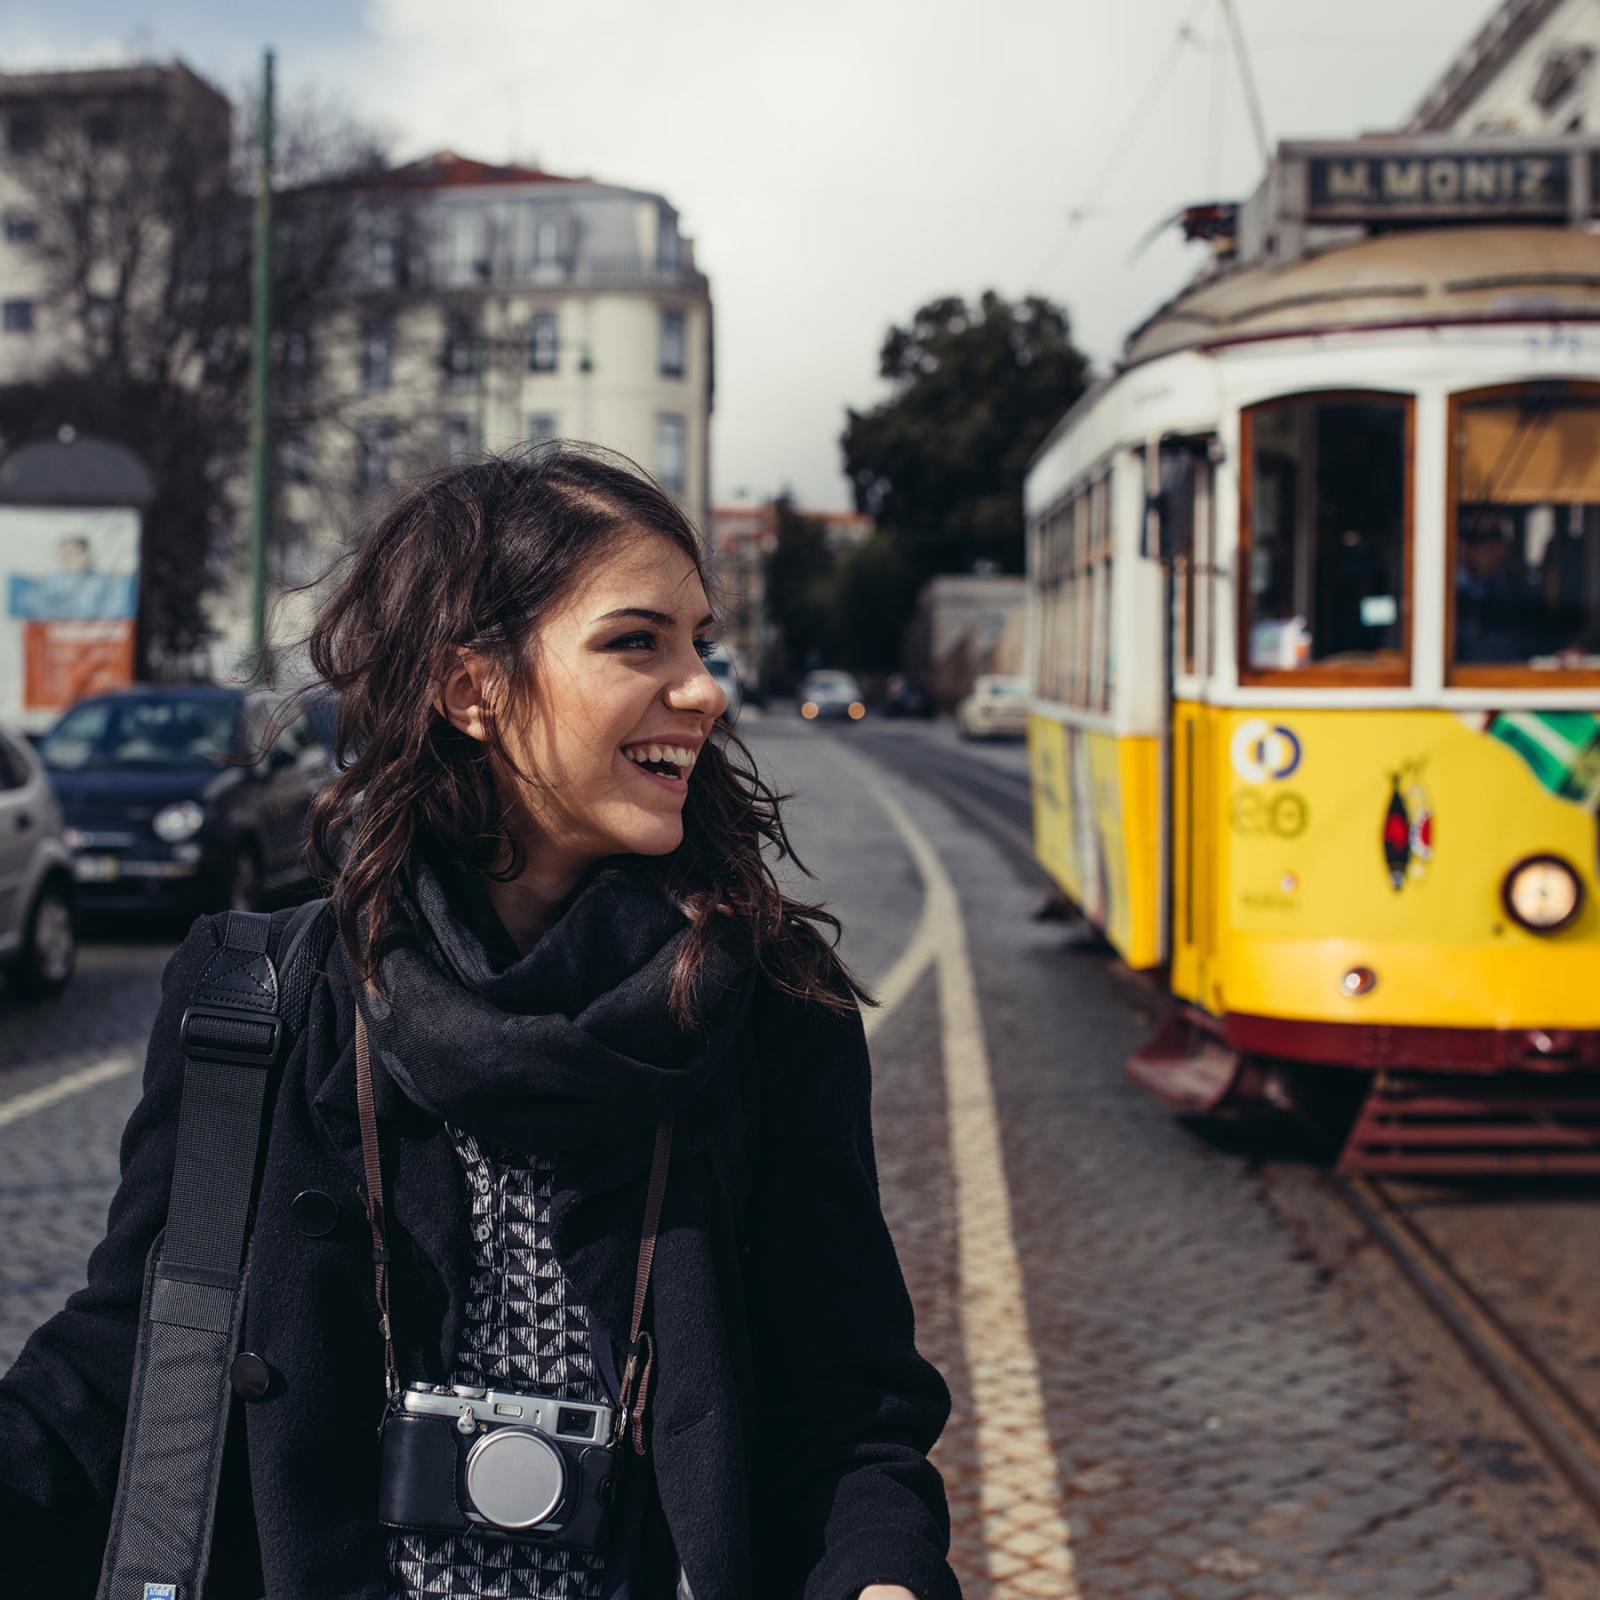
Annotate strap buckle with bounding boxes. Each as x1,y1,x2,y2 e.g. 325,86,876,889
179,1004,283,1067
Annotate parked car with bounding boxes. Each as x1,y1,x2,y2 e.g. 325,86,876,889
0,724,76,999
882,673,934,719
955,675,1031,740
704,644,744,727
798,670,866,722
36,684,336,914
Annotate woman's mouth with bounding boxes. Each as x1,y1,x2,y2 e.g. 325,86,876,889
620,741,697,790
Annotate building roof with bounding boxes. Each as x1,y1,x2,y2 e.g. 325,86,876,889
1407,0,1563,131
0,59,225,107
356,151,590,191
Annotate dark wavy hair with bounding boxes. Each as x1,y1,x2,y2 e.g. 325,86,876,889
273,444,869,1026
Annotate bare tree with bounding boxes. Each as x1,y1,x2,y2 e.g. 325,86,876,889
0,68,395,671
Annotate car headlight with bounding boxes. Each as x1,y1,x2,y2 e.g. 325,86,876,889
153,800,206,843
1502,854,1583,933
848,702,865,720
801,701,819,720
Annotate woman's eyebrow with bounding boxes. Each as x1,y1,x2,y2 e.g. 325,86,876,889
594,606,716,629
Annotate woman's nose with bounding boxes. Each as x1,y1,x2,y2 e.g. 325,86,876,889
669,659,729,721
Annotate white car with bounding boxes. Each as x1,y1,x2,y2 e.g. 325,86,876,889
705,644,743,726
956,675,1031,740
0,726,77,998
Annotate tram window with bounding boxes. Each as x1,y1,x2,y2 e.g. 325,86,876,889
1241,393,1410,682
1450,385,1600,681
1092,471,1113,711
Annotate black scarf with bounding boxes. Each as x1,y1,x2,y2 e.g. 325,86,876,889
352,836,754,1157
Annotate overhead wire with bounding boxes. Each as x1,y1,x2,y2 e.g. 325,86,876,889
1218,0,1270,166
1029,0,1210,287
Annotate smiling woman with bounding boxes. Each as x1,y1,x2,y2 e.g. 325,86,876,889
0,444,958,1600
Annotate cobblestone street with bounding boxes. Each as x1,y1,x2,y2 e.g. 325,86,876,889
2,718,1596,1598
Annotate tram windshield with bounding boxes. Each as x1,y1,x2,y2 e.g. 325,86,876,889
1451,384,1600,679
1242,393,1410,681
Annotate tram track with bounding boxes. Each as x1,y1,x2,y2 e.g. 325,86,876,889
1332,1175,1600,1532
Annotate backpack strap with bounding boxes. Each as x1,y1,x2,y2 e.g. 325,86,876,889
97,901,333,1600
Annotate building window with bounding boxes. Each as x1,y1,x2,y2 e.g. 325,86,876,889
442,313,477,390
660,309,685,379
7,114,42,155
3,213,37,244
1240,391,1411,684
525,413,558,448
1449,382,1600,683
360,319,394,394
356,418,396,495
527,311,558,374
531,211,564,280
271,520,316,588
86,109,120,146
441,414,476,462
3,299,35,333
443,210,490,286
282,324,312,392
280,430,313,487
656,413,687,496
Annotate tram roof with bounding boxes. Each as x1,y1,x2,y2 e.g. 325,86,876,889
1122,222,1600,368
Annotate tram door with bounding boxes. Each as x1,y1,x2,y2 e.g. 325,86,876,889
1157,439,1218,1009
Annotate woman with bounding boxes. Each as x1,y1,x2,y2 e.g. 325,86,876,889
0,447,958,1600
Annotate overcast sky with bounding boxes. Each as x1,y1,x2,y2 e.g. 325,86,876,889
6,0,1491,511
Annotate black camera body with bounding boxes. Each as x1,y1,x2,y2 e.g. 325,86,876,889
378,1382,619,1551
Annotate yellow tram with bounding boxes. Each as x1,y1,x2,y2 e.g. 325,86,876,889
1024,138,1600,1174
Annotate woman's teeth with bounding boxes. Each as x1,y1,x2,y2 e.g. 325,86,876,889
624,743,697,775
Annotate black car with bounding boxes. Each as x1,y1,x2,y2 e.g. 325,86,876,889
881,673,934,719
37,684,335,914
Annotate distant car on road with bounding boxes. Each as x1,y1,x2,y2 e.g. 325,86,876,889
705,644,744,727
882,673,934,719
36,684,336,915
798,670,866,722
0,724,76,999
955,675,1030,740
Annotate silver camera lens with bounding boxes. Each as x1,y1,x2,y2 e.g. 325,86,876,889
465,1428,566,1530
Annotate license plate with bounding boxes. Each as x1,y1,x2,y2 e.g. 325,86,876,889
74,853,121,883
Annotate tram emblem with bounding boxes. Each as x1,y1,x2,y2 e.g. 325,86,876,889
1230,720,1301,784
1382,760,1432,891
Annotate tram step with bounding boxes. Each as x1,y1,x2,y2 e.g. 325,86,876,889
1338,1072,1600,1176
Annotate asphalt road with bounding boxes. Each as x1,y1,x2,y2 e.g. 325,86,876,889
1,714,1595,1598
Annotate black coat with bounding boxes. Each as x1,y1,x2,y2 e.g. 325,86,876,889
0,909,959,1600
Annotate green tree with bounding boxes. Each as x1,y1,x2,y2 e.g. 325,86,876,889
841,290,1090,577
762,493,833,684
826,532,910,673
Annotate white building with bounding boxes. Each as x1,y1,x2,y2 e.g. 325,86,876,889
244,150,715,680
1409,0,1600,135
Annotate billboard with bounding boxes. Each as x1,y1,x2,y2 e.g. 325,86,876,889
1,504,140,733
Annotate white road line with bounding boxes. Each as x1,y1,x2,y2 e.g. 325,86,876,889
853,759,1079,1597
0,1054,137,1129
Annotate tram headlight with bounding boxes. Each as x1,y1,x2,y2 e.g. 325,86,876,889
1501,854,1583,934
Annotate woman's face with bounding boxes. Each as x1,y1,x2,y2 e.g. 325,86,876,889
450,529,727,871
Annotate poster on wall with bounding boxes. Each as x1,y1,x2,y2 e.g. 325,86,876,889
1,505,140,734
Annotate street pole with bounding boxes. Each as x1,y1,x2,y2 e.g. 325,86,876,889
247,48,276,681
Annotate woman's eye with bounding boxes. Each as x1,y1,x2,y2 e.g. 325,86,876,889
694,638,718,661
611,632,656,651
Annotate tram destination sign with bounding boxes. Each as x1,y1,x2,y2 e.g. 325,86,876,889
1305,149,1587,221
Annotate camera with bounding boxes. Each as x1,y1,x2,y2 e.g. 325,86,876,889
378,1381,619,1550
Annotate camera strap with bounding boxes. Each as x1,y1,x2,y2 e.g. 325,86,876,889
353,1010,672,1456
98,898,336,1600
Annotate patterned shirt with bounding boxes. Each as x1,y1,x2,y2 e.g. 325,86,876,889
387,1130,606,1600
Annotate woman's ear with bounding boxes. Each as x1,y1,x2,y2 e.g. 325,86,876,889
436,651,495,744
